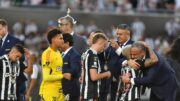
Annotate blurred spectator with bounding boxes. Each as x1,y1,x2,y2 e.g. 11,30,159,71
175,0,180,15
145,37,155,49
13,19,25,42
137,0,147,12
21,0,30,5
165,0,175,11
47,19,56,26
165,18,180,42
131,18,145,41
106,0,118,12
148,0,158,11
86,20,98,34
74,21,85,36
60,0,68,11
110,25,117,38
46,0,57,6
2,0,178,13
0,0,11,8
129,0,138,9
25,19,38,35
25,51,41,101
116,0,133,13
25,33,42,51
156,37,170,56
154,35,162,51
30,0,42,5
96,0,105,12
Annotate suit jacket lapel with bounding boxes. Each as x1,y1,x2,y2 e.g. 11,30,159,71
2,34,10,48
64,48,73,59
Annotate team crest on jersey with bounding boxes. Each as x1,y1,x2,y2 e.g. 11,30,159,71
56,66,62,71
93,57,98,62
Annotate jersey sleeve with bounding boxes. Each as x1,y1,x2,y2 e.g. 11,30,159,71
31,65,38,79
41,50,63,82
89,54,98,70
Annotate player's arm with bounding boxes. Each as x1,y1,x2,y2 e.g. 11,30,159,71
90,69,111,81
42,67,63,81
24,48,33,75
89,55,111,81
42,51,63,82
143,42,158,67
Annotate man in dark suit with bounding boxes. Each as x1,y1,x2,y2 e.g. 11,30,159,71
0,19,23,56
58,12,87,55
61,33,81,101
122,42,178,101
106,24,134,101
167,37,180,101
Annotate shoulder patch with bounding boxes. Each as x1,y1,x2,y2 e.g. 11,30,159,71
46,50,51,65
93,56,98,62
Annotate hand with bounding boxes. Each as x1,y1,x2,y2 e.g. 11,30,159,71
24,48,31,59
79,76,83,84
106,71,111,78
79,95,82,101
25,92,30,101
124,83,131,92
109,40,119,49
63,73,72,80
127,59,140,69
121,75,130,84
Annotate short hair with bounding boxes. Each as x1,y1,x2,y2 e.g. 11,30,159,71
63,33,74,46
47,29,63,44
94,30,104,33
131,42,146,52
117,24,130,31
88,30,104,38
13,44,25,54
58,16,74,27
0,19,8,26
92,33,107,44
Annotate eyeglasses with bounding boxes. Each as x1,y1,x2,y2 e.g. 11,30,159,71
58,23,68,27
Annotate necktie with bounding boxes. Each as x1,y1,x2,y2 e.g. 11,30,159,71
120,44,123,48
0,39,2,48
61,53,65,58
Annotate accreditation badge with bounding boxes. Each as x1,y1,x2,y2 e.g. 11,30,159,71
104,64,108,71
93,57,98,68
56,66,62,71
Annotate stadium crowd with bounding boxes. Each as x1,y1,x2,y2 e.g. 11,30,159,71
1,0,180,13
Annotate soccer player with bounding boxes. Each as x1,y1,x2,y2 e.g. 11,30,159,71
81,33,111,101
39,29,64,101
0,44,26,101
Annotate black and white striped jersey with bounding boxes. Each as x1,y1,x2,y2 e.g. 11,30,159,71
81,49,101,100
0,55,20,101
119,66,142,101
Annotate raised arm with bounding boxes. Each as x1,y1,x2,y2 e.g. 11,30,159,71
142,42,158,67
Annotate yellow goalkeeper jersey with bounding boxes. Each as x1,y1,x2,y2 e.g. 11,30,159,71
39,47,63,96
